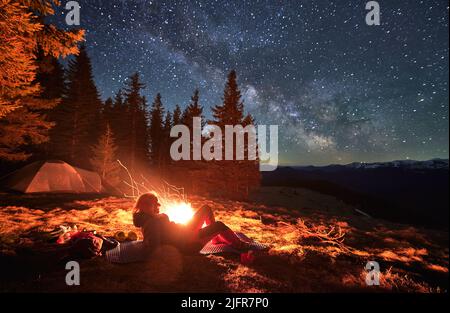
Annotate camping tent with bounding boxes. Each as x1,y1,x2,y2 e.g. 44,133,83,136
1,160,104,193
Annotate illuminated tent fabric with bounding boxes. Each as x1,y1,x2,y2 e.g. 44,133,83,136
1,160,103,193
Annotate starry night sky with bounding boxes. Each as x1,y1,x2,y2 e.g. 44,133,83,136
51,0,449,165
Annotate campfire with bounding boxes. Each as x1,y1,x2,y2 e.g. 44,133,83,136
157,196,194,224
119,161,195,224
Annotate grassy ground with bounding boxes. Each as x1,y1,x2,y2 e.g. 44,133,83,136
0,187,448,292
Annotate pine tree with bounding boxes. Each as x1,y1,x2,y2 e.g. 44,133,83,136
50,46,102,167
110,89,127,160
136,95,151,167
35,49,66,100
149,93,165,169
31,50,66,159
173,104,182,125
182,89,205,128
164,111,173,132
114,89,125,108
90,123,121,187
162,111,173,169
208,70,261,198
209,70,247,161
0,0,84,161
210,70,244,127
179,89,205,160
102,97,114,128
122,73,149,174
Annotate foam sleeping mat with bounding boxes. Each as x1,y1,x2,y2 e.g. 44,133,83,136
199,232,268,255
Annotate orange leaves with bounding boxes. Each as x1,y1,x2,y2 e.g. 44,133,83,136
37,25,85,58
0,0,85,113
19,0,59,16
0,0,84,160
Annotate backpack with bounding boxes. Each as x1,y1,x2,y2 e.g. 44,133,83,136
68,231,103,259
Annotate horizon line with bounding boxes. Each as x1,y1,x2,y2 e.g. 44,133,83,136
277,157,449,167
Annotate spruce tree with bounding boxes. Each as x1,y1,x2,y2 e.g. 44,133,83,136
210,70,244,127
149,93,165,169
208,70,261,198
50,46,102,167
162,111,173,168
180,89,205,160
110,89,127,161
0,0,84,161
209,70,246,161
136,95,151,168
90,123,121,187
35,50,66,100
32,50,66,159
182,89,205,128
122,73,149,173
102,97,114,129
173,104,182,125
164,111,173,132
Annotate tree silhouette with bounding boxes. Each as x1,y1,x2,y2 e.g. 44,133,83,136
101,97,114,129
164,111,173,132
207,70,260,198
0,0,84,161
180,89,205,160
122,73,149,174
183,89,205,128
35,50,66,101
211,70,244,127
109,89,128,162
149,93,165,169
162,110,173,169
32,51,66,159
50,46,102,167
173,104,182,126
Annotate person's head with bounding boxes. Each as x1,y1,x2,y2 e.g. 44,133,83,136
134,193,161,215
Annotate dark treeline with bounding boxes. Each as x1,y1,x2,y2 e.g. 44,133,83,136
1,45,260,199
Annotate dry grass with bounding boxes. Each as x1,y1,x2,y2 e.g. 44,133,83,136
0,188,448,293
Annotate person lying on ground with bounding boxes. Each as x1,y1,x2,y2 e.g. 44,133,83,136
132,193,251,255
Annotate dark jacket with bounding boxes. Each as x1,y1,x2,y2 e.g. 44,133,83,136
133,212,187,252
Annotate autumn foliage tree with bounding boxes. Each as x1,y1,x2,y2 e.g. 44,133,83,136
0,0,84,161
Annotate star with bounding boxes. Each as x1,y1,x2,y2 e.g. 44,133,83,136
48,0,449,165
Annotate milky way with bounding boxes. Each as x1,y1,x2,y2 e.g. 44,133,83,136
50,0,449,165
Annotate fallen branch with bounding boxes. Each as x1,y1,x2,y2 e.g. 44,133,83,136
296,218,357,254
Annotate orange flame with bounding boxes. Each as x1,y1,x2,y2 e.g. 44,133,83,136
160,200,195,224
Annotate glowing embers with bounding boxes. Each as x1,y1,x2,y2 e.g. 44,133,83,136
117,162,195,224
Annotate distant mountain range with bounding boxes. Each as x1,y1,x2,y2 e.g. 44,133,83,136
262,159,449,230
294,158,449,171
